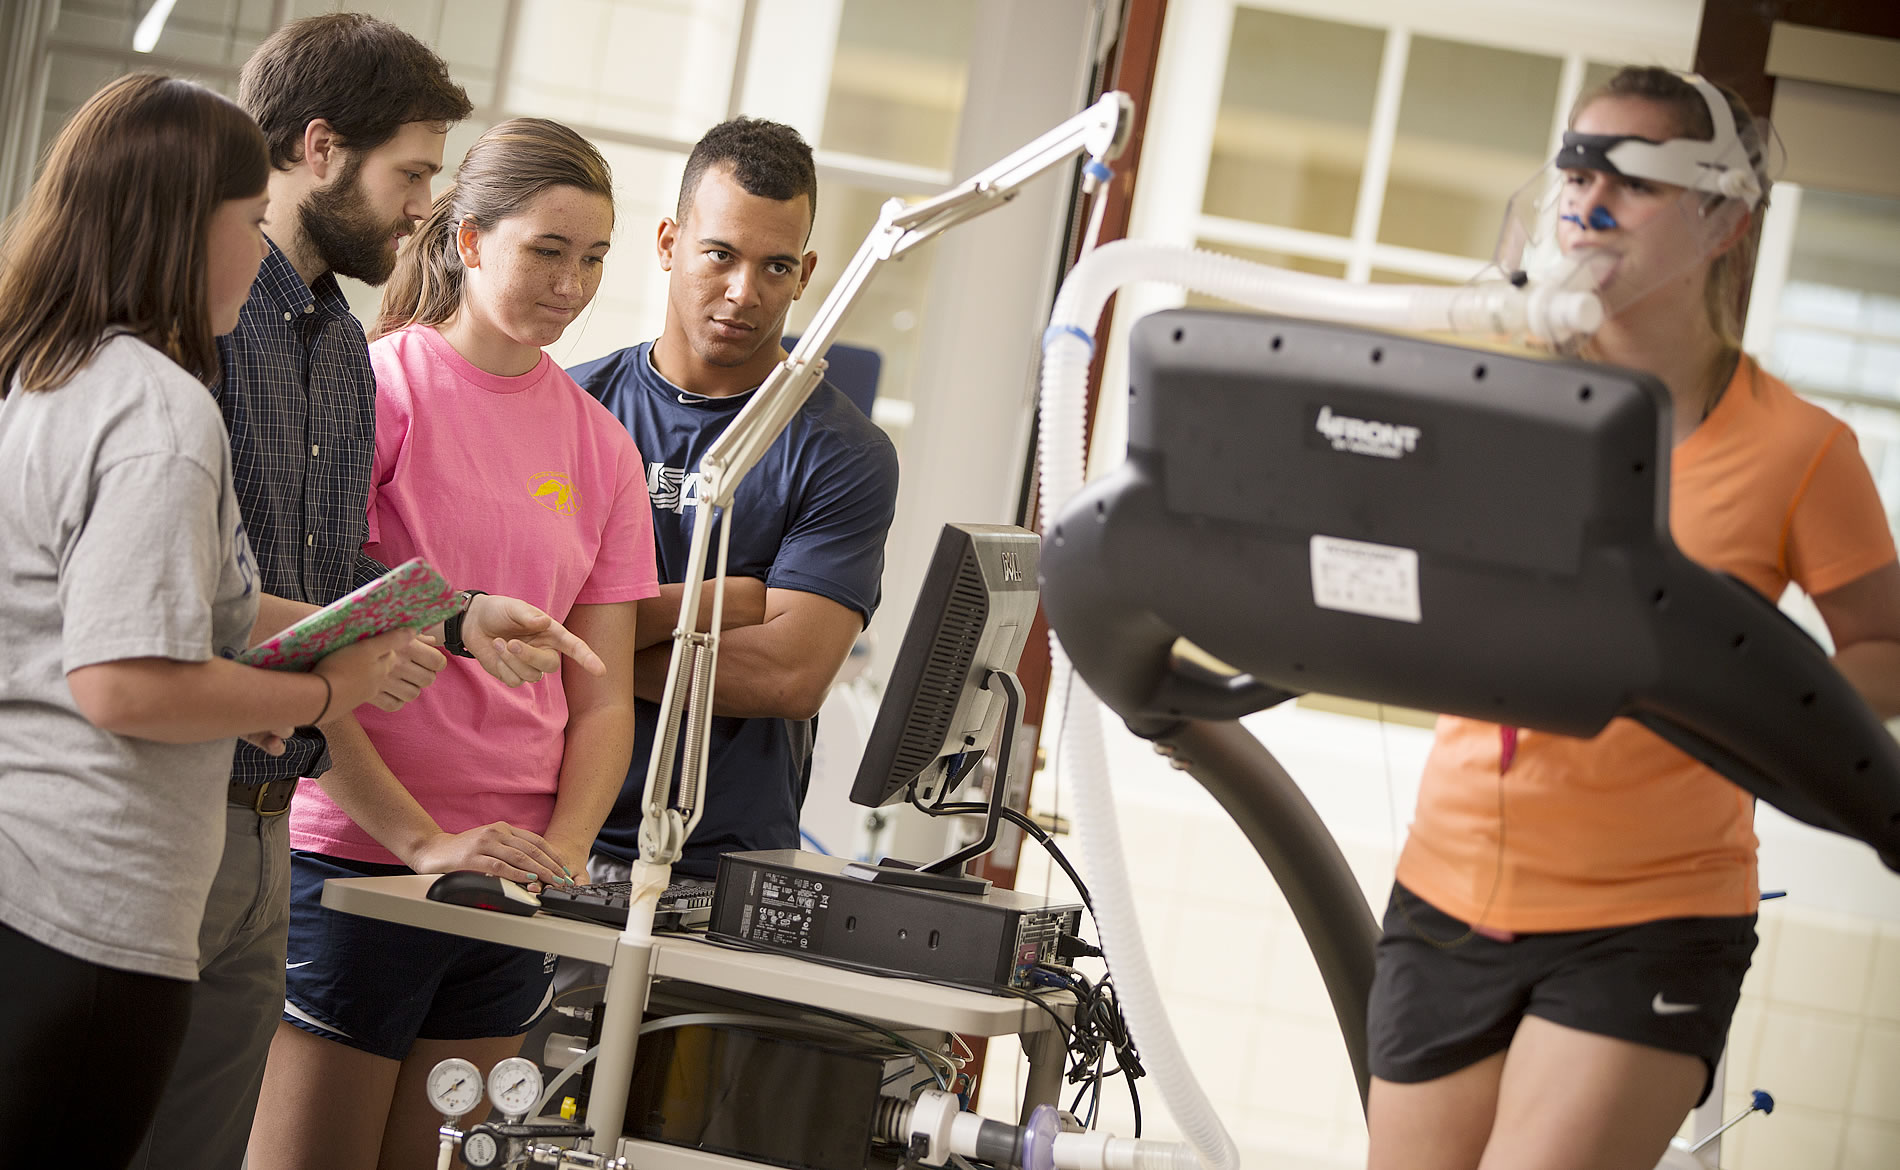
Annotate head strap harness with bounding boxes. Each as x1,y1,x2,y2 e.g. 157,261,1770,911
1556,72,1761,209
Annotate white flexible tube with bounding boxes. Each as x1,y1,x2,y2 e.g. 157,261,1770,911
1037,241,1602,1170
1051,1129,1203,1170
1046,240,1600,352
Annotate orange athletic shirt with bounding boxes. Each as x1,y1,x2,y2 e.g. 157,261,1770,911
1396,357,1897,932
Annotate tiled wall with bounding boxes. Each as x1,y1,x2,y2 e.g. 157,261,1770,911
1717,903,1900,1169
983,704,1900,1170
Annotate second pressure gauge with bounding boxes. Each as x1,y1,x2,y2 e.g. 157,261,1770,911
487,1056,543,1118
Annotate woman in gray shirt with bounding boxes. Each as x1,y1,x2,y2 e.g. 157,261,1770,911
0,74,408,1167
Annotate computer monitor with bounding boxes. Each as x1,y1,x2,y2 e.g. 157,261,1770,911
846,522,1040,894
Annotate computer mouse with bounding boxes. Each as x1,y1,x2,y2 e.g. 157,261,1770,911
425,871,541,916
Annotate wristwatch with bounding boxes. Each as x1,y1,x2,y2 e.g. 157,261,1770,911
443,589,486,658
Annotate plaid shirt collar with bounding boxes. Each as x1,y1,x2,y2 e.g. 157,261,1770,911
251,236,354,324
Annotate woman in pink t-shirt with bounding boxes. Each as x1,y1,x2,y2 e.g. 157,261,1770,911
253,119,658,1170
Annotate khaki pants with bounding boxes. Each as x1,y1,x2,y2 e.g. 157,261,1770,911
131,804,292,1170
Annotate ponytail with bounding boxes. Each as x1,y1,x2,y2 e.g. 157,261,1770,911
374,183,464,340
371,118,614,342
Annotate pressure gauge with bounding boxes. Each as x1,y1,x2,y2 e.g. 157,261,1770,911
461,1127,502,1170
425,1057,483,1118
487,1056,543,1118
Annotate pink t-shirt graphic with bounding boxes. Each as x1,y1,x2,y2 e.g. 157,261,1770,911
290,324,659,863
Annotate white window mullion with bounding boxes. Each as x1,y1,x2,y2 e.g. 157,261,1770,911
488,0,522,115
1096,0,1236,479
1744,182,1804,358
1347,24,1409,283
739,0,843,145
1550,52,1586,160
725,0,760,120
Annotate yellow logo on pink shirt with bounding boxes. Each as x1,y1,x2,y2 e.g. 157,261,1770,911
527,474,579,516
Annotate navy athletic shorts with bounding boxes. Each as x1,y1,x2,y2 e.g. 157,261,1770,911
1367,883,1755,1104
283,851,556,1061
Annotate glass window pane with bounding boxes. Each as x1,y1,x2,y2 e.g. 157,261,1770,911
1831,402,1900,541
1867,293,1900,337
52,1,134,53
1202,9,1384,237
1765,188,1900,437
787,183,942,407
1780,280,1864,330
819,0,976,171
502,0,739,137
1772,327,1857,391
1858,342,1900,400
51,0,253,75
430,0,506,111
1379,37,1561,259
150,0,268,67
1784,189,1900,325
43,51,124,120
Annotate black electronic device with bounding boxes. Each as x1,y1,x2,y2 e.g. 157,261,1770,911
621,1015,906,1170
709,849,1083,989
846,522,1040,894
425,872,541,916
535,878,715,931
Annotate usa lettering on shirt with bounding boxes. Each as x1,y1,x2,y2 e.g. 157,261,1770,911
648,463,705,513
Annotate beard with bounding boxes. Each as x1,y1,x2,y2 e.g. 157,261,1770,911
299,156,409,286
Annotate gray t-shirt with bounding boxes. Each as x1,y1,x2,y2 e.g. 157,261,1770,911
0,334,258,980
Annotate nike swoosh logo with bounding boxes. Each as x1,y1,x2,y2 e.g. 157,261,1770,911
1652,992,1700,1015
287,960,314,970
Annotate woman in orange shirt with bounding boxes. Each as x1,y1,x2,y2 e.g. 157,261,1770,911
1366,67,1900,1170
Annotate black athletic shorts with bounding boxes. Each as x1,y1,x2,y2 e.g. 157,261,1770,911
1367,884,1756,1105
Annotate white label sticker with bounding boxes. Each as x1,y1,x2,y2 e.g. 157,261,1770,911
1310,535,1421,623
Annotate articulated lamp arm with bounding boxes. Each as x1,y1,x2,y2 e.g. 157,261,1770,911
622,90,1136,921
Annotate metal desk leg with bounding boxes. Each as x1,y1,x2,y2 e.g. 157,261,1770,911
1020,1026,1066,1125
581,935,656,1150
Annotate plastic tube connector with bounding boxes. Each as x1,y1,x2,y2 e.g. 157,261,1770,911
1022,1104,1060,1170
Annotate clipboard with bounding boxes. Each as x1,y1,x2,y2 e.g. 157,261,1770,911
237,558,460,671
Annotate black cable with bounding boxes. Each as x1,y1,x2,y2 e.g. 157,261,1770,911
1032,960,1145,1136
916,800,1094,914
917,750,986,813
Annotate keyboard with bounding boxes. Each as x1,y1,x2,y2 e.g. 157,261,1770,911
536,878,715,931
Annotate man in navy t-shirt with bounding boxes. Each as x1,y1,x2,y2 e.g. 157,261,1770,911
571,118,898,878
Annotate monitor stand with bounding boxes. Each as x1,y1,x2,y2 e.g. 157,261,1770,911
842,670,1025,897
